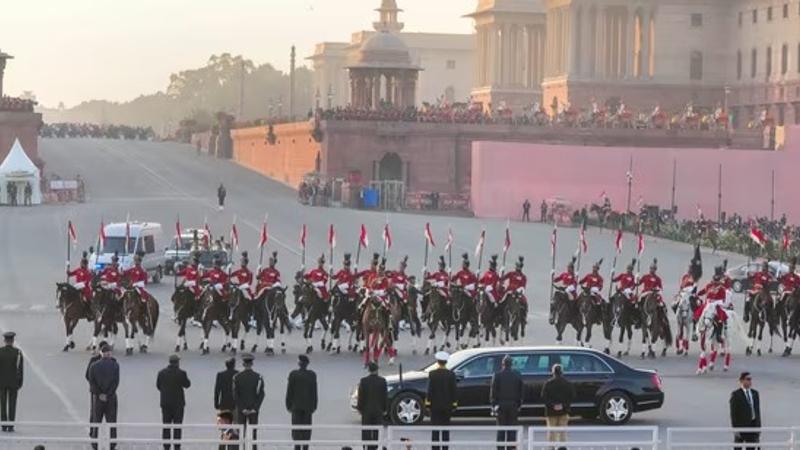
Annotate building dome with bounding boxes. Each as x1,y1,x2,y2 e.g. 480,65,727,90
349,31,418,69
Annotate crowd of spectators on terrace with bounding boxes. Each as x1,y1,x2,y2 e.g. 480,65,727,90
0,96,35,112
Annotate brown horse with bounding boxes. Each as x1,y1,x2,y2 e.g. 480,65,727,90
122,288,160,355
171,286,197,352
199,287,231,355
90,285,128,352
56,283,93,352
361,296,394,366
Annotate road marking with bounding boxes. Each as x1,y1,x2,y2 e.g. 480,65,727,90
1,304,19,311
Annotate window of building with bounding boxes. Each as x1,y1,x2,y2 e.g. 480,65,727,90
751,48,758,78
767,6,773,21
691,13,703,27
766,46,772,77
737,51,743,79
690,51,703,80
753,9,758,23
446,60,456,70
782,44,789,74
784,3,789,18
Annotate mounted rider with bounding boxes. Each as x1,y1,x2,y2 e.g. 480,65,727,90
425,256,450,300
748,261,772,300
451,253,478,300
304,254,330,301
697,266,730,322
579,260,605,303
553,258,578,301
176,252,202,300
501,256,528,310
638,259,664,305
255,251,282,298
612,260,637,302
229,252,254,300
367,258,391,309
123,252,152,302
674,260,699,312
332,253,357,300
388,256,411,303
778,257,800,302
478,255,501,303
202,256,229,298
99,252,123,299
67,251,93,303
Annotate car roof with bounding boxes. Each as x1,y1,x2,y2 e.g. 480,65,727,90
451,346,606,359
104,222,162,235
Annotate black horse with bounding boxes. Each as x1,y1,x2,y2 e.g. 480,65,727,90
228,287,261,355
260,286,292,355
612,291,645,357
551,288,585,346
424,282,452,355
745,288,780,356
298,280,330,354
576,287,612,353
329,288,359,354
171,286,197,352
451,285,480,349
56,283,93,352
199,287,231,355
783,288,800,356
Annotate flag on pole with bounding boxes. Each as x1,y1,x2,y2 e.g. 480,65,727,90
230,220,240,251
424,223,436,247
202,217,211,248
636,195,644,209
258,220,269,249
300,224,307,249
637,228,645,256
579,221,588,254
550,223,558,257
68,220,78,246
124,214,131,253
750,226,767,248
444,228,454,252
359,224,369,248
328,224,336,248
503,222,511,253
696,203,703,218
614,227,623,254
382,223,392,250
475,229,485,257
783,227,792,252
98,220,106,248
175,217,182,249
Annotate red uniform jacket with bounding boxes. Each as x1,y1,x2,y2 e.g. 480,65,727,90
580,273,604,290
332,268,356,297
123,266,150,300
177,265,202,297
479,270,501,301
68,267,93,300
426,270,450,298
100,265,122,295
305,268,330,300
749,270,771,291
553,271,577,287
203,268,229,286
255,267,281,297
230,267,254,298
698,281,726,301
638,273,663,292
451,269,478,297
779,272,800,294
612,273,636,290
679,273,696,289
357,268,378,288
389,270,410,301
502,271,528,304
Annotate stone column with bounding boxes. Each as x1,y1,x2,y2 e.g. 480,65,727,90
596,7,606,78
640,11,649,79
503,23,512,86
385,73,393,105
625,8,635,78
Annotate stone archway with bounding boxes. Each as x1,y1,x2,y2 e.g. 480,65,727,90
378,152,403,180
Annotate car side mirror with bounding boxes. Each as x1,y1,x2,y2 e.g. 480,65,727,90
454,369,465,381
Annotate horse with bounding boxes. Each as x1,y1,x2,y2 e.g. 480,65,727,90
227,287,261,355
171,286,198,352
328,287,359,354
775,288,792,353
199,287,231,355
121,288,159,355
611,291,645,357
640,291,673,358
298,280,330,354
501,290,526,344
478,290,502,346
361,295,394,366
695,305,735,374
55,283,93,352
260,286,292,355
551,287,585,346
783,288,800,356
672,287,701,356
744,288,780,356
392,283,423,355
424,282,452,355
450,285,480,349
90,285,127,351
576,288,611,353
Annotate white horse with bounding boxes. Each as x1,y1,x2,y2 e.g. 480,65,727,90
673,287,699,356
695,304,732,374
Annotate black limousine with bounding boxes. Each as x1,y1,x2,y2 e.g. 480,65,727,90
352,346,664,425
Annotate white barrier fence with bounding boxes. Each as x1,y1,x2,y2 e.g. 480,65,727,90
0,422,798,449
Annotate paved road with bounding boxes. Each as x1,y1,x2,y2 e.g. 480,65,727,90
1,138,797,437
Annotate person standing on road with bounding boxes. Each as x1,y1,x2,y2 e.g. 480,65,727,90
232,354,264,448
285,355,318,450
490,355,524,449
217,183,227,211
357,362,387,450
541,363,575,447
730,371,761,449
156,354,191,450
85,341,109,422
522,199,531,222
540,200,548,223
214,358,239,417
426,351,457,450
87,344,120,450
0,332,23,432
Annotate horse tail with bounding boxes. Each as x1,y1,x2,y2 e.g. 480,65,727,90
661,309,673,346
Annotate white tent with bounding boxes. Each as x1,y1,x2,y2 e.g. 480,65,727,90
0,138,41,205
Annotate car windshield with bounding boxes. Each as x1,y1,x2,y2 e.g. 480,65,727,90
169,238,193,251
102,236,138,254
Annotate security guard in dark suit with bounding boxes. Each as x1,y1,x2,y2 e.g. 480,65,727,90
285,355,318,450
232,354,264,449
426,351,457,450
357,362,387,450
156,354,191,450
214,358,239,415
0,332,23,432
490,355,525,449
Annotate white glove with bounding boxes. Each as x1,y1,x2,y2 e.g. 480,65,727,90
133,281,145,288
72,282,86,289
184,280,196,287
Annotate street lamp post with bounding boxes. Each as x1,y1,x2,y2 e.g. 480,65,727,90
327,84,334,109
315,88,321,110
724,85,731,131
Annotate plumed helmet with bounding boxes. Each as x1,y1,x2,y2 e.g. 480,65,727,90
240,251,249,265
713,265,724,280
318,254,325,265
568,257,576,270
650,258,658,271
438,255,446,268
400,255,408,268
80,251,89,265
516,256,524,270
489,255,498,269
593,258,603,270
462,253,470,267
379,257,387,270
269,251,278,265
344,253,352,265
111,251,119,263
371,253,380,265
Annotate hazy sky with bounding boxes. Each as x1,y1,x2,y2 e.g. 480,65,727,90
2,0,475,108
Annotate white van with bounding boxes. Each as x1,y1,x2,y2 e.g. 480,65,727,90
90,222,166,283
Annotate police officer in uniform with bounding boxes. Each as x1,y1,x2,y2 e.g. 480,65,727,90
232,353,264,448
285,355,318,450
426,351,457,450
0,332,23,432
214,358,239,417
357,362,387,450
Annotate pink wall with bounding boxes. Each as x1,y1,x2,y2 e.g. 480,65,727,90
472,126,800,222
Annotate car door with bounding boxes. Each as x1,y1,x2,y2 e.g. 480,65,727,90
453,354,500,413
554,352,613,410
518,352,552,417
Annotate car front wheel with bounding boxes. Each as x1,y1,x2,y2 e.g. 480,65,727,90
599,391,633,425
732,280,743,293
390,392,424,425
